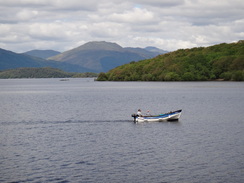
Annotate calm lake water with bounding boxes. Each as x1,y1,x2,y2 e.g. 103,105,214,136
0,78,243,183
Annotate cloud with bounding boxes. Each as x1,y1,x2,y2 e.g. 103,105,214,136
0,0,243,52
1,0,99,10
137,0,184,7
16,9,39,21
110,7,155,24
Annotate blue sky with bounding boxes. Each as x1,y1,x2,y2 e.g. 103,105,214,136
0,0,243,52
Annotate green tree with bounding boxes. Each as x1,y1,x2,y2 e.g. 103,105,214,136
232,71,244,81
97,72,108,81
164,72,180,81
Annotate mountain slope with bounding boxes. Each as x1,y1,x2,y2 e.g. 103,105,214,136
0,41,168,73
0,48,49,70
23,50,60,59
144,46,168,55
49,41,165,72
0,48,96,72
97,41,244,81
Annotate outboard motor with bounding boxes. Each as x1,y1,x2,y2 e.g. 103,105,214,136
131,114,138,123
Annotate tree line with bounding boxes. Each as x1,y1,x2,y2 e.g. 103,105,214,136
97,40,244,81
0,67,98,78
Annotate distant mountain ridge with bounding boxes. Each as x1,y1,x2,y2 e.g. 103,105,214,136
49,41,167,72
144,46,168,54
23,50,60,59
0,41,168,73
76,41,123,51
0,48,96,72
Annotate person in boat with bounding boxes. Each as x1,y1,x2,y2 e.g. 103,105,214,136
146,110,151,116
137,109,142,117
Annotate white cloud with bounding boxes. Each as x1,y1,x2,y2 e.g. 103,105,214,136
110,7,155,24
16,9,39,21
0,0,243,52
1,0,99,10
134,0,184,7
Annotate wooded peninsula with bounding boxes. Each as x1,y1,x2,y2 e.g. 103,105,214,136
97,41,244,81
0,67,98,79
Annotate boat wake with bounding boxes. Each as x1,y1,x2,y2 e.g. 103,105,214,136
0,119,132,126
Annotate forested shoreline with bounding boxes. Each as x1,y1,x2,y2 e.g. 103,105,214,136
97,41,244,81
0,67,98,79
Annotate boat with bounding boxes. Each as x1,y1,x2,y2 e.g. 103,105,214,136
131,109,182,123
60,79,69,81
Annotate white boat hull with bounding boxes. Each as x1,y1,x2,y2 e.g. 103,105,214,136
132,110,182,123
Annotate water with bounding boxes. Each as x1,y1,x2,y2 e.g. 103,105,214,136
0,78,243,183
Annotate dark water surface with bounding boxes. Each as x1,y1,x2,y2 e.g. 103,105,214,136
0,78,243,183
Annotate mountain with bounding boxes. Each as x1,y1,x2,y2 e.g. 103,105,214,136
0,41,168,73
49,41,166,72
0,48,96,72
144,46,168,55
23,50,60,59
124,47,158,58
97,41,244,81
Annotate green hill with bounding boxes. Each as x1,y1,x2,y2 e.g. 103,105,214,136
97,41,244,81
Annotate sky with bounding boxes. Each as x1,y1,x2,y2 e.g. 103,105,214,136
0,0,243,53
